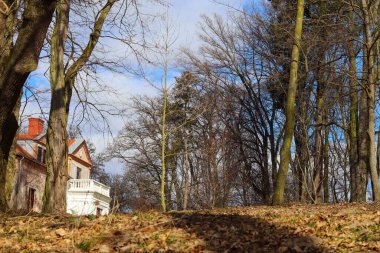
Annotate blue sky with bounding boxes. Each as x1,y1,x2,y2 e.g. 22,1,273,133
25,0,259,175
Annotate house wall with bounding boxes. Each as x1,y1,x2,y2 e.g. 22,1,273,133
67,192,110,215
10,158,46,212
68,158,90,179
75,147,91,164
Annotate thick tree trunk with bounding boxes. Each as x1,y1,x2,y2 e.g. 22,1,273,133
6,93,22,207
273,0,305,205
43,0,115,213
377,131,380,181
0,0,18,63
361,0,380,201
43,0,71,213
0,0,55,211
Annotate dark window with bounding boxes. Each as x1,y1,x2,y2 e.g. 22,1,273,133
37,147,45,163
96,207,102,217
28,188,36,212
42,149,46,163
76,167,82,179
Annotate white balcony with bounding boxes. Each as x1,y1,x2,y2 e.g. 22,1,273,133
67,179,110,197
67,179,111,215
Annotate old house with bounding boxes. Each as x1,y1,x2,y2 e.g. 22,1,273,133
10,117,111,215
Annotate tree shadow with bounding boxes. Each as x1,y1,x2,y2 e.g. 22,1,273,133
168,212,327,253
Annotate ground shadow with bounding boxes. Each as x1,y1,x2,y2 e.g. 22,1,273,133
168,212,327,253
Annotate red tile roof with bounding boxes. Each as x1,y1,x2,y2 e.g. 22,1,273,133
16,145,34,160
18,134,39,140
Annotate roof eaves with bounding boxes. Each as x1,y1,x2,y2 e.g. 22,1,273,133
33,132,46,141
68,139,84,154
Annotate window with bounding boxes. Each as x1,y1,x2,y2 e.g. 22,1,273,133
27,188,36,211
96,207,103,216
37,147,42,162
37,146,45,163
76,167,82,179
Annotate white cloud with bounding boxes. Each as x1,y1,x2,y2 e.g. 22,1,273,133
169,0,245,50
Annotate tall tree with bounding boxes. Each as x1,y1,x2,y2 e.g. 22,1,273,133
357,41,369,201
273,0,305,205
347,7,359,202
361,0,380,201
43,0,116,212
313,58,327,204
0,0,55,211
156,4,177,212
43,0,71,213
160,40,168,212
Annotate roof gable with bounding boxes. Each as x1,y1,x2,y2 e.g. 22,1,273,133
69,140,92,166
68,139,82,154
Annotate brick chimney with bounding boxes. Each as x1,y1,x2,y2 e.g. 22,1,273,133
28,118,44,136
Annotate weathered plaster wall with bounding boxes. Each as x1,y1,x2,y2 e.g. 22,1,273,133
10,158,46,212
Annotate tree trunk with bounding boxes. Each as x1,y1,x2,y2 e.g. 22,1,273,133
313,65,326,204
374,2,380,181
6,93,22,208
172,166,182,210
270,102,277,190
43,0,115,213
273,0,305,205
361,0,380,201
294,77,309,203
347,8,359,202
183,137,189,210
295,132,308,202
323,125,329,203
0,0,18,58
377,131,380,182
0,0,55,211
43,0,71,213
211,148,221,207
160,56,168,212
262,135,271,203
357,43,369,202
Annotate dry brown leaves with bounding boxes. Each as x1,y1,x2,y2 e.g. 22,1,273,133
1,203,380,252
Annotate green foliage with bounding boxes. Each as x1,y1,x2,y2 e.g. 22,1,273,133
166,236,177,245
87,214,97,221
75,240,91,252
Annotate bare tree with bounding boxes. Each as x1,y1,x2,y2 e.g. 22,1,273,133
0,0,55,211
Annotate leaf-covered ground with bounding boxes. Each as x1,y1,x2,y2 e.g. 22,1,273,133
1,203,380,252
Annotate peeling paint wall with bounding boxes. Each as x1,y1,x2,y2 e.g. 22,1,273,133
10,158,46,212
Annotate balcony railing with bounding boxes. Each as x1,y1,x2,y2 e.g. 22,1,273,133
67,179,110,197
